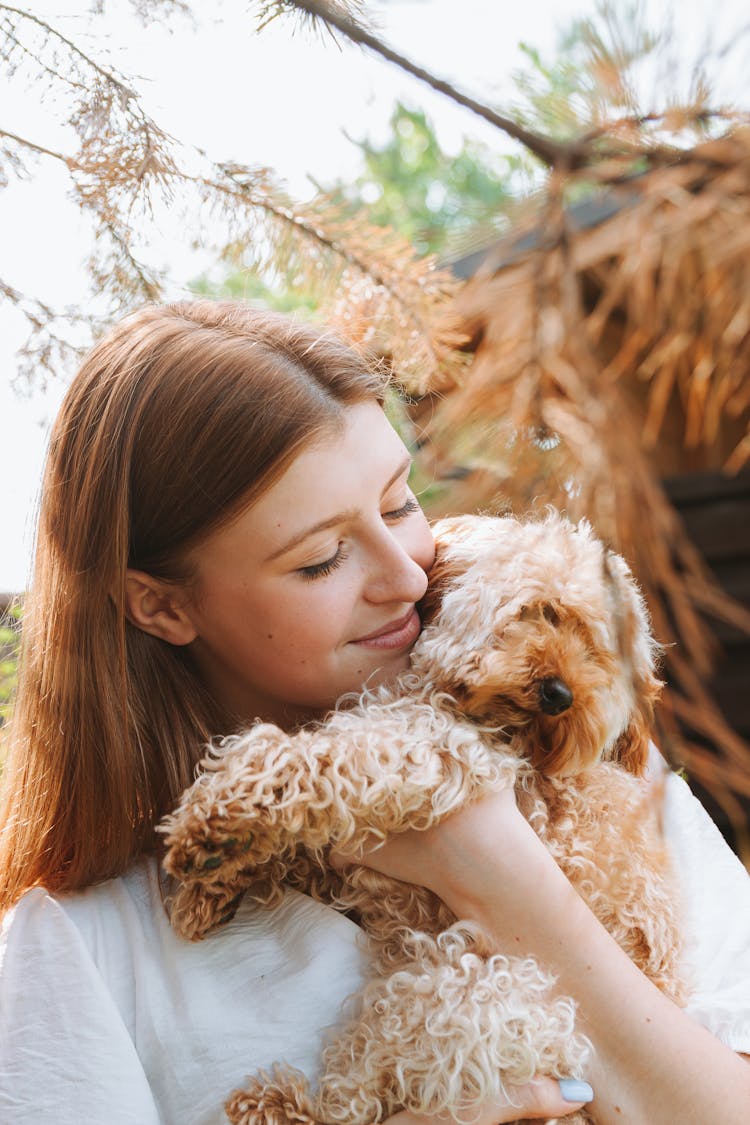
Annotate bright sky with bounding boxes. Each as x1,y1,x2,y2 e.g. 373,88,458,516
1,0,749,590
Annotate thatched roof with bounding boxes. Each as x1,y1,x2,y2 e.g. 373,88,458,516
413,127,750,848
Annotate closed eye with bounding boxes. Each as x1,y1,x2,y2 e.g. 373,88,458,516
298,496,419,579
384,496,420,521
298,544,349,580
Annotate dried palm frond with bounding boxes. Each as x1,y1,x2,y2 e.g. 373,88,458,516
410,133,750,851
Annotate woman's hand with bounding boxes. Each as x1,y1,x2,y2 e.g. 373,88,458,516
330,787,555,929
385,1077,592,1125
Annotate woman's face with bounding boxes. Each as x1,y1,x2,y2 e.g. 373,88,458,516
183,401,435,726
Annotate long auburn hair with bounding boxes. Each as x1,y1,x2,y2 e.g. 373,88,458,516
0,301,385,912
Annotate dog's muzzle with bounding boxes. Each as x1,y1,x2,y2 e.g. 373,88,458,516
538,677,574,715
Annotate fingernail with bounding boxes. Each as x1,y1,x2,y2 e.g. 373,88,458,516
558,1078,594,1103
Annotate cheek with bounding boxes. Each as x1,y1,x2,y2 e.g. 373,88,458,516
261,575,358,657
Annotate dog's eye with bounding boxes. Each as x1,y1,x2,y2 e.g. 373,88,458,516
542,604,560,625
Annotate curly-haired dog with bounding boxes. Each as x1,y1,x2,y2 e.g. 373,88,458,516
160,512,685,1125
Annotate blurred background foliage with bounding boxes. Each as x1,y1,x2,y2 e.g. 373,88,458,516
0,605,21,732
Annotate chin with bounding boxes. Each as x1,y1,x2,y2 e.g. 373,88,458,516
358,651,411,692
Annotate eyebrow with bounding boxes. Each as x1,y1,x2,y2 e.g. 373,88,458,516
267,455,413,562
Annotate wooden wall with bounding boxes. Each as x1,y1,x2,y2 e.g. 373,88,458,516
663,468,750,849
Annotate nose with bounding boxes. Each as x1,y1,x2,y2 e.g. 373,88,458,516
538,677,574,715
363,527,430,606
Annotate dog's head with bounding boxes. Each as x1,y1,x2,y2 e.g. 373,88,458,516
413,513,662,777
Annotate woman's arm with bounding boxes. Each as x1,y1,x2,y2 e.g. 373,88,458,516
341,790,750,1124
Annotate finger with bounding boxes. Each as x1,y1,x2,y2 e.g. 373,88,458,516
383,1077,593,1125
518,1077,594,1118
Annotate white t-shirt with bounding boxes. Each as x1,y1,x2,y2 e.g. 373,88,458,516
1,767,749,1124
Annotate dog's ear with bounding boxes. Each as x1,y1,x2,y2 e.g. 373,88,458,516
603,548,664,775
610,666,663,774
419,518,475,625
611,710,651,775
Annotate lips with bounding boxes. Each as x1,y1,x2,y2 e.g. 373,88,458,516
350,607,421,650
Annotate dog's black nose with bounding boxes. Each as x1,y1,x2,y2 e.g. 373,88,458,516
539,677,574,715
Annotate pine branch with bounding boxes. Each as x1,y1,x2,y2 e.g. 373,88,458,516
1,118,460,384
0,278,93,387
278,1,739,174
0,13,89,92
277,0,569,168
0,4,135,99
0,128,72,166
209,165,442,308
195,164,465,385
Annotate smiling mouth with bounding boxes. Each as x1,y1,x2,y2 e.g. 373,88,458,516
350,608,421,650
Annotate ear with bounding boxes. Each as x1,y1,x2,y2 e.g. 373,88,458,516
602,548,665,776
125,569,197,647
610,665,663,775
611,710,651,775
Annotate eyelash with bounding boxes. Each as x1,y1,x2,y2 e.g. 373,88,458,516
385,496,420,521
298,496,421,581
299,548,351,581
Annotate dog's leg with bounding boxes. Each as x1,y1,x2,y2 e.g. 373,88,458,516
312,924,590,1125
166,876,246,941
224,927,590,1125
161,701,516,903
165,846,320,942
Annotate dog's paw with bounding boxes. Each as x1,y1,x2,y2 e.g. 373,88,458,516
226,1066,318,1125
167,876,245,941
160,812,256,882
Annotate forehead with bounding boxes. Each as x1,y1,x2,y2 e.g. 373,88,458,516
265,397,406,508
192,401,408,568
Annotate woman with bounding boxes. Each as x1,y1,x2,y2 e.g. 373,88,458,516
1,301,749,1124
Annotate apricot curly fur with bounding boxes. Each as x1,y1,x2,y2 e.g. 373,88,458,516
160,512,686,1125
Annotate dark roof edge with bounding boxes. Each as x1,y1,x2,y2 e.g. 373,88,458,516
446,187,643,279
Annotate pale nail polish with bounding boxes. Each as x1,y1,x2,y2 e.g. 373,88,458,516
558,1078,594,1103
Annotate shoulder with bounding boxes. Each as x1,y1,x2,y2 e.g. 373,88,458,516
0,859,166,1037
2,857,160,966
0,866,166,1123
1,860,370,1123
647,745,750,912
2,855,367,986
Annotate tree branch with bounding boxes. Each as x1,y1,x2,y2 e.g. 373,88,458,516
283,1,740,173
0,127,72,166
198,166,452,370
283,0,569,168
0,4,135,100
